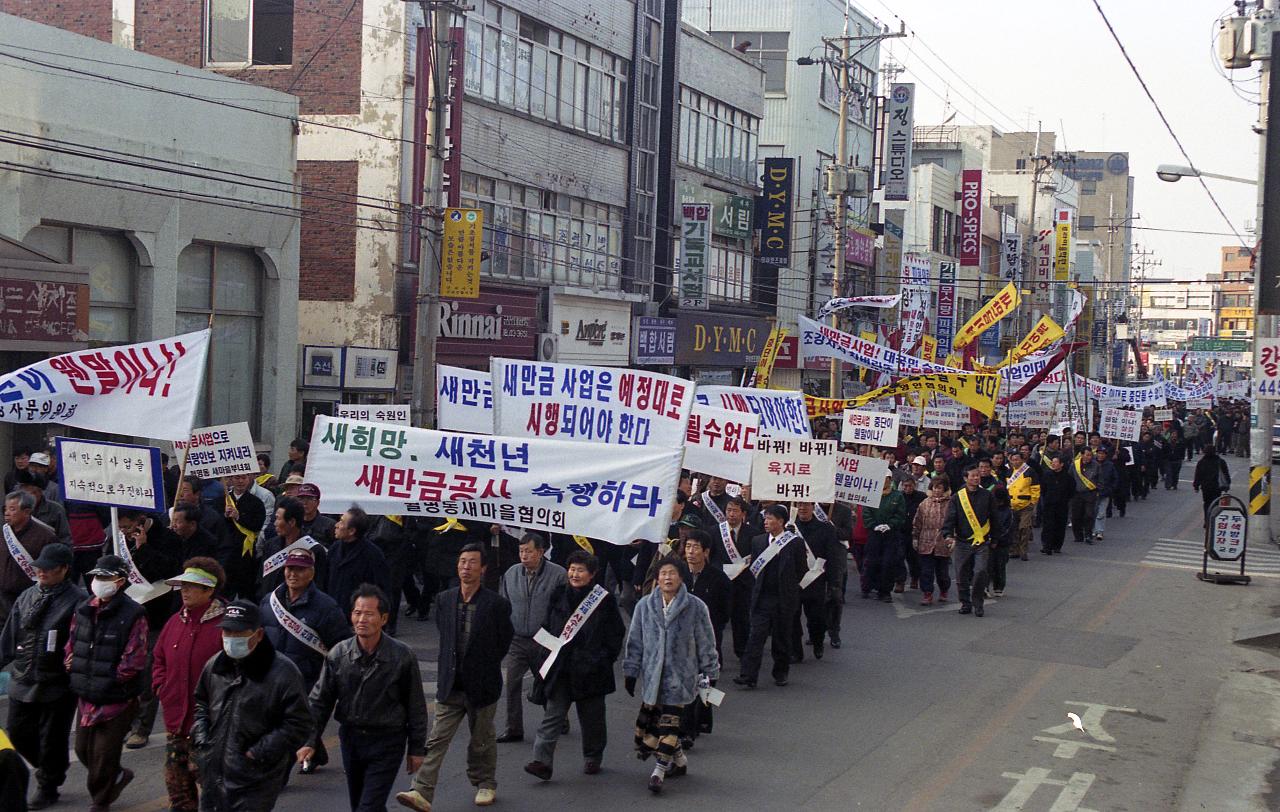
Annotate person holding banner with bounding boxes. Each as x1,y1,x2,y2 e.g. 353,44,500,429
622,555,720,795
523,550,625,782
734,504,807,690
942,467,996,617
0,543,85,810
151,559,227,812
2,490,58,628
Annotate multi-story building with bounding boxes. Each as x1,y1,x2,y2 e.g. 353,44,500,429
0,13,299,457
1218,245,1255,338
1137,280,1217,352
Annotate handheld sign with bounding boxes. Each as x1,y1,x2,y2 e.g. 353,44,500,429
56,438,164,513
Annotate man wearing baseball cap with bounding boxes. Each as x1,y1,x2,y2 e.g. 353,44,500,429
0,543,85,809
25,453,61,505
293,483,336,549
192,599,313,811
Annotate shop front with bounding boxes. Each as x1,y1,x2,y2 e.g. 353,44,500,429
674,311,772,385
549,292,632,366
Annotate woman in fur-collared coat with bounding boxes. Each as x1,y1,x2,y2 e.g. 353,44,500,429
621,556,719,795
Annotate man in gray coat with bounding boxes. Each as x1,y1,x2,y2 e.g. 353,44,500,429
496,532,566,743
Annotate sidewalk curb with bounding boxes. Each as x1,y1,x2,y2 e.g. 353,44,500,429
1177,669,1280,811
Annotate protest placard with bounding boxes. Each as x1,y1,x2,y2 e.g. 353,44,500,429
683,405,758,484
1099,407,1141,442
0,330,210,440
1154,408,1173,422
493,359,693,447
437,365,493,434
695,386,811,437
56,437,164,512
173,422,256,480
335,404,411,426
306,416,681,546
750,438,837,502
841,409,900,447
924,402,967,430
834,452,889,508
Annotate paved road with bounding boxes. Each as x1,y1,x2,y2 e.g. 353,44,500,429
16,456,1280,811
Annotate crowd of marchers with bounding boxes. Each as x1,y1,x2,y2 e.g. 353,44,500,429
0,401,1246,811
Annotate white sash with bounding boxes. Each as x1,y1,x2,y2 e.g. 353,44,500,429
787,513,828,590
262,536,321,576
1008,463,1029,486
533,584,608,679
3,524,36,580
702,496,745,578
111,529,171,605
813,503,830,523
748,531,797,578
269,590,330,655
114,530,148,587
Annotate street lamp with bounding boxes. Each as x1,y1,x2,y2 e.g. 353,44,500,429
1155,163,1259,185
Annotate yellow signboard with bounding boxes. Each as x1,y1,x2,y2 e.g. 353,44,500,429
441,207,483,299
1053,209,1072,282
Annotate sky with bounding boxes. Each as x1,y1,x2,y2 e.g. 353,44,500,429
855,0,1261,281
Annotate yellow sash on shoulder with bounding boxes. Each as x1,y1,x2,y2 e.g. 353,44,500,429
958,489,990,546
226,494,258,556
1074,455,1096,490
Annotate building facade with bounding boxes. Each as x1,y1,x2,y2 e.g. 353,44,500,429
0,12,299,457
1218,245,1255,338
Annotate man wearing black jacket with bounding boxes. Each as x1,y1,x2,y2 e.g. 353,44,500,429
398,544,514,811
1193,445,1232,527
734,504,807,689
943,466,996,617
1039,455,1076,555
790,501,841,661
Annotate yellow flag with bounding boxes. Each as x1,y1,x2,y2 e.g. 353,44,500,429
433,517,467,533
1003,315,1065,366
848,372,1000,417
753,326,787,389
920,335,937,363
859,331,877,382
953,283,1021,349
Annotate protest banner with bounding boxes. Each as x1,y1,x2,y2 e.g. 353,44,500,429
804,395,859,419
841,409,900,447
1005,315,1065,366
1074,375,1167,408
173,422,256,480
1154,408,1174,422
898,404,922,427
335,404,411,426
1100,406,1142,442
492,359,693,447
834,452,889,508
750,438,837,502
695,386,811,437
816,294,901,318
798,316,965,377
953,283,1020,349
683,405,759,484
749,327,787,389
56,437,165,512
924,402,967,430
437,365,494,434
850,373,1000,417
306,416,682,546
1187,397,1213,409
0,329,210,440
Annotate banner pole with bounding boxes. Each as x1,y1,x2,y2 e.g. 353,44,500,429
110,506,120,557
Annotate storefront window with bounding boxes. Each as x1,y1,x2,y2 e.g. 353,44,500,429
23,224,136,344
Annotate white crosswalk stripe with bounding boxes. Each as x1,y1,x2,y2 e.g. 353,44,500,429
1143,536,1280,577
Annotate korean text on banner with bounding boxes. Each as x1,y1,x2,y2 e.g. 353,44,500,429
173,422,256,480
752,327,787,389
680,203,711,310
441,208,483,298
841,409,900,448
924,402,967,430
56,438,165,513
335,404,411,426
696,386,810,438
306,416,682,546
936,260,958,358
816,294,900,319
493,359,693,447
883,84,914,201
1054,209,1073,281
1254,338,1280,399
852,373,1000,417
1007,315,1065,365
835,452,889,509
953,283,1020,349
804,395,859,419
750,438,837,502
437,365,493,434
683,405,759,484
1099,407,1142,442
1000,233,1022,282
0,329,210,440
798,316,965,377
1075,375,1167,408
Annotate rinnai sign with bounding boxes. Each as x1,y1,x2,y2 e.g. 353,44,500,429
959,169,983,267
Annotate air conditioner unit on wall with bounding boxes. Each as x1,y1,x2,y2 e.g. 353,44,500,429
537,332,559,362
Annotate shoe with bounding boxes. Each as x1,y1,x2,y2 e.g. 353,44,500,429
893,583,905,593
733,676,756,689
648,773,664,794
830,634,842,649
1095,532,1104,541
396,790,433,811
879,594,893,603
985,588,994,599
993,589,1004,597
921,593,933,606
1040,549,1051,555
524,761,553,781
667,762,688,777
125,731,148,749
975,605,985,617
959,605,972,615
938,591,948,602
679,736,695,751
105,767,133,804
496,732,524,743
475,787,496,806
910,578,919,590
774,676,789,687
584,760,601,775
28,787,58,810
813,641,824,659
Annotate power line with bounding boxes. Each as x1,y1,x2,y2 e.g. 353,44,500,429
286,0,360,95
1089,0,1250,249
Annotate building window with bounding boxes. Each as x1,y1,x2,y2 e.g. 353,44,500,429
818,45,875,123
205,0,293,67
22,224,136,343
177,244,264,433
1077,215,1095,231
1080,180,1097,195
461,172,624,289
677,87,759,184
709,32,789,92
465,0,628,142
703,235,753,304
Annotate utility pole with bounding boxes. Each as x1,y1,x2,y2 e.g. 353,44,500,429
410,0,457,429
817,19,905,398
1250,1,1274,544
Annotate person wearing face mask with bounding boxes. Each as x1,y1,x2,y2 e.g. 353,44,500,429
63,554,148,811
0,543,85,810
191,600,313,812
